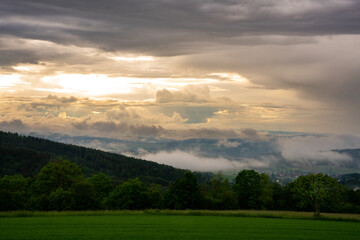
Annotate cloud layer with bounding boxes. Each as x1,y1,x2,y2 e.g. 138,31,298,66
2,0,360,56
1,0,360,143
139,150,270,172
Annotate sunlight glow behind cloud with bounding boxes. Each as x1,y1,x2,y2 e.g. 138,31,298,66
0,75,28,89
13,64,46,72
42,74,134,95
109,56,154,61
39,74,224,97
208,73,249,83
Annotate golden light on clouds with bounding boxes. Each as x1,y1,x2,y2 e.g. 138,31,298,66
36,73,235,97
12,64,46,72
1,0,359,137
208,73,249,83
41,74,134,95
58,112,67,119
109,56,154,62
0,75,28,89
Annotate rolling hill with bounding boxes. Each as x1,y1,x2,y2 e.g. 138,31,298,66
0,131,211,185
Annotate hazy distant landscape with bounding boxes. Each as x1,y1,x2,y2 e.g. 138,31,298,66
29,131,360,179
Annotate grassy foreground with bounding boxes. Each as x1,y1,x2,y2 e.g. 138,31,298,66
0,211,359,240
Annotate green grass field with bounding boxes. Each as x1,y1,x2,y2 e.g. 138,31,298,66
1,212,360,240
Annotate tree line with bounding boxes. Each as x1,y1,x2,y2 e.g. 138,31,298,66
0,159,359,215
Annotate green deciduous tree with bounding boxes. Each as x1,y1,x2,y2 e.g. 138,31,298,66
291,173,344,216
0,175,29,210
271,182,286,210
0,190,26,211
27,194,50,211
207,173,237,210
165,171,203,209
49,188,75,211
147,183,164,209
259,173,274,209
88,172,113,201
33,159,83,195
233,170,262,209
106,178,149,210
0,175,29,192
71,180,100,210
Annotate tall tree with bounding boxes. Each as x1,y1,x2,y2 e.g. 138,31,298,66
147,183,164,209
0,175,28,192
207,173,236,210
71,180,100,210
106,178,149,210
0,175,29,210
32,159,83,195
88,172,113,201
49,188,75,211
259,173,274,209
233,170,262,209
291,173,344,216
165,171,203,209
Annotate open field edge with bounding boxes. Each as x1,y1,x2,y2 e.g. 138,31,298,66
1,210,360,222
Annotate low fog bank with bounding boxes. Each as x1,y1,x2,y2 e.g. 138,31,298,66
141,150,269,172
28,132,360,173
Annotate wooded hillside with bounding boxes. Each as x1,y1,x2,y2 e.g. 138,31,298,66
0,131,210,185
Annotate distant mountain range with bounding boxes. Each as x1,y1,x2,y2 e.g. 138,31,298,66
0,131,211,185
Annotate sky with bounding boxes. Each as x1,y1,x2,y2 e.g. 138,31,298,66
1,1,360,171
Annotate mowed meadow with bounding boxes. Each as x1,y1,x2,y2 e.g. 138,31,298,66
1,211,360,240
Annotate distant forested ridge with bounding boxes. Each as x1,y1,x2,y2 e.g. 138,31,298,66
0,131,210,185
340,173,360,190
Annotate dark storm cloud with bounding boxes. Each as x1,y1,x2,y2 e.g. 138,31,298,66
1,0,360,57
